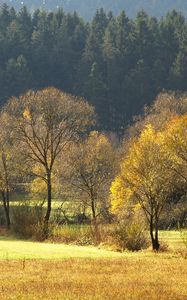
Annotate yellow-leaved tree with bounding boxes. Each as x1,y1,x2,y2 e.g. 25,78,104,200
163,114,187,183
111,125,175,250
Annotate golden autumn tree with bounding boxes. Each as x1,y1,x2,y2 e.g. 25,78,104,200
111,125,175,250
126,92,187,139
60,131,115,225
4,87,95,237
163,114,187,183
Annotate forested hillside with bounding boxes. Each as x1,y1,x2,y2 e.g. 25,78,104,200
1,0,187,18
1,4,187,132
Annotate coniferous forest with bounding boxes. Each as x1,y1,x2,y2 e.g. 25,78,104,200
1,4,187,133
2,0,187,19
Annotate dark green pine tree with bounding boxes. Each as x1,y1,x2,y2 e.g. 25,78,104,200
84,8,108,64
84,62,107,129
0,5,17,66
54,12,87,92
170,47,187,90
82,9,109,129
31,11,55,88
159,10,186,89
5,55,32,99
163,11,187,91
17,6,33,57
124,11,160,118
103,11,134,132
0,4,15,33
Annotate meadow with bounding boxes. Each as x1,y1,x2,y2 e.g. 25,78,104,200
0,231,186,300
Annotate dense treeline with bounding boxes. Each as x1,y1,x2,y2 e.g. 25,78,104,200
2,0,187,19
1,5,187,133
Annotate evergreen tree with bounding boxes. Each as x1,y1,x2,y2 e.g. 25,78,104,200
5,55,31,99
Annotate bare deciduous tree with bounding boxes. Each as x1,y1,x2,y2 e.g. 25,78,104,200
5,87,95,237
60,131,115,229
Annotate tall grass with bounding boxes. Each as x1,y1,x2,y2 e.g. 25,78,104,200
0,255,186,299
51,225,93,245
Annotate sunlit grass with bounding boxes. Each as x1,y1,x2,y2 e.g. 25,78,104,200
159,230,186,249
0,230,185,260
0,231,186,299
0,238,125,260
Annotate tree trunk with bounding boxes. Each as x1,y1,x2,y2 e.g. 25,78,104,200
91,197,100,244
91,197,96,221
2,191,10,230
1,154,11,229
150,216,160,251
6,189,10,229
154,217,160,250
43,171,52,239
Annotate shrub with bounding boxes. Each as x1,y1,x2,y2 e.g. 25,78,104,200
51,224,92,245
114,219,149,251
158,241,170,252
11,202,44,239
107,209,149,251
94,224,115,247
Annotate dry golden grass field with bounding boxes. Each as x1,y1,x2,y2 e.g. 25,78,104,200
0,255,187,300
0,231,186,300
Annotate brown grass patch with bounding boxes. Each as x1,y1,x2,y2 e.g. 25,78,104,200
0,255,187,299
